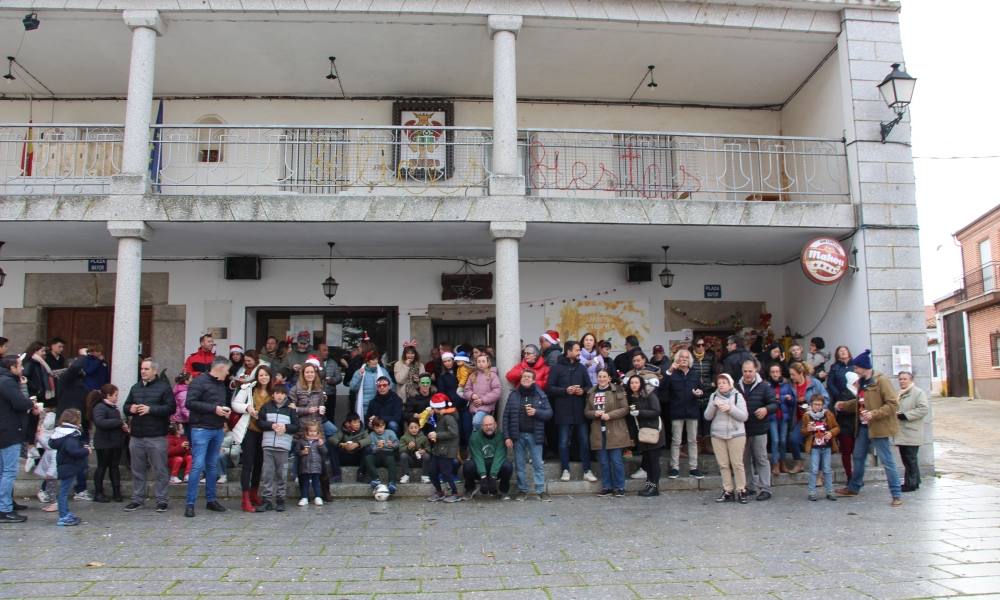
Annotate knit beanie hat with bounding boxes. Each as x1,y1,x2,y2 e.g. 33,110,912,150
850,349,873,370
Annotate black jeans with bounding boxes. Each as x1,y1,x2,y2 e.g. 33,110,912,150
898,445,921,489
462,459,512,494
240,430,263,491
94,447,122,494
641,447,662,485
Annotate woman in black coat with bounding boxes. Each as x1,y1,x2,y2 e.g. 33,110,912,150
626,375,666,497
90,384,126,503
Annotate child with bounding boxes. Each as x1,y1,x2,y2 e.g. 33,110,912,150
167,423,192,484
296,422,329,506
32,411,59,512
47,409,90,526
255,385,300,512
218,421,239,484
802,393,840,501
426,393,461,503
172,372,191,440
398,419,431,484
703,373,749,504
90,384,126,502
330,413,371,482
363,416,399,496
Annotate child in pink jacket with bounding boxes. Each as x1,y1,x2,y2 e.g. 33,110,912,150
462,355,501,431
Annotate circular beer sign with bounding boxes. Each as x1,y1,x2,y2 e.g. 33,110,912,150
801,238,848,285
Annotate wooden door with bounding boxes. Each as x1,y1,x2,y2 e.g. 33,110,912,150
46,307,152,371
942,312,968,397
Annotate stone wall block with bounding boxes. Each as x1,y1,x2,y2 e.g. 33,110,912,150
866,267,923,290
861,182,916,204
870,310,924,334
865,246,893,268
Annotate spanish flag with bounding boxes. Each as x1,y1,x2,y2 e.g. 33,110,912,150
19,120,33,176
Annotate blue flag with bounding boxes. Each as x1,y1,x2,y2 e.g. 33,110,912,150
148,99,163,193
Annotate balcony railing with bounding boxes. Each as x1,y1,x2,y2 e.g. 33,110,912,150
152,125,493,195
955,260,1000,303
1,123,849,202
521,129,849,202
0,124,124,194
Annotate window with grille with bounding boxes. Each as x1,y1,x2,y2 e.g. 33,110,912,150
280,128,347,194
992,332,1000,368
617,134,674,198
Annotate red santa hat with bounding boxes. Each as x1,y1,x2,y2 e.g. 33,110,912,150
430,393,449,409
229,344,244,355
305,355,322,369
541,330,560,345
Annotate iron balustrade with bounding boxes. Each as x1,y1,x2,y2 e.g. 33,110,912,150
1,123,850,202
0,124,124,194
956,260,1000,302
149,124,493,195
519,129,849,202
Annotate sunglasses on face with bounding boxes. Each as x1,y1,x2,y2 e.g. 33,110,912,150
695,343,705,347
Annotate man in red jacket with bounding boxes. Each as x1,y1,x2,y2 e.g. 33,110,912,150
505,344,550,392
183,334,216,378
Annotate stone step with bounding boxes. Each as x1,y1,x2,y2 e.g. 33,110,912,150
14,465,887,500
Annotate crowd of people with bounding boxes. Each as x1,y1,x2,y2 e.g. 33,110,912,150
0,328,930,525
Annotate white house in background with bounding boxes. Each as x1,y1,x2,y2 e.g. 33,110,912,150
0,1,926,425
926,305,944,395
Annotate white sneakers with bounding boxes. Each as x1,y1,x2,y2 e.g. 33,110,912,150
73,490,92,501
420,475,431,484
560,470,571,482
583,470,598,482
630,468,648,480
298,497,309,507
169,476,182,485
218,475,227,484
314,497,323,506
298,497,324,506
37,489,52,503
399,475,410,484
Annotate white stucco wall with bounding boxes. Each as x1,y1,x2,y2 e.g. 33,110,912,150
0,98,782,134
780,48,844,139
0,256,819,371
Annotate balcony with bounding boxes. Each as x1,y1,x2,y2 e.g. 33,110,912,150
0,123,849,203
938,261,1000,315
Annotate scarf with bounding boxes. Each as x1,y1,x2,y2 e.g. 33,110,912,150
692,348,706,361
807,408,826,421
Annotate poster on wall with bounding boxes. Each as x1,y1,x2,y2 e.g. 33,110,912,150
544,300,650,352
892,345,912,375
325,323,344,347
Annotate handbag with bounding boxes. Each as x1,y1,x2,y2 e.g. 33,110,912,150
636,416,661,445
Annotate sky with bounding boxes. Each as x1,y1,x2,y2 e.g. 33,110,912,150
900,0,1000,303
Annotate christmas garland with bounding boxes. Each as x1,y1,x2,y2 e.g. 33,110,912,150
670,306,744,328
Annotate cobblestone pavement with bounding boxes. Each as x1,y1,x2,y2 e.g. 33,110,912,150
2,477,999,599
932,396,1000,486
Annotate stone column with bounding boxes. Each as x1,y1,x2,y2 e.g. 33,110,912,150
121,10,165,179
108,221,150,393
487,15,525,196
491,221,526,418
837,8,933,468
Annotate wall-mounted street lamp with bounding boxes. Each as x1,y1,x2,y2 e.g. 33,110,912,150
877,63,917,143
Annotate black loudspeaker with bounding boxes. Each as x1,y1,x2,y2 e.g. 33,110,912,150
225,256,261,280
626,262,652,282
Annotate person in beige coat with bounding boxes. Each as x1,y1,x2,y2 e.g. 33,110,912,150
584,369,630,496
834,349,903,506
894,371,929,492
704,373,749,504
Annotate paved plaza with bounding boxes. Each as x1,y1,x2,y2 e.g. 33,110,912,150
1,476,999,600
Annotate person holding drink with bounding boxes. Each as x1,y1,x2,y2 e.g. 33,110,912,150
502,369,553,501
183,357,233,518
665,349,706,479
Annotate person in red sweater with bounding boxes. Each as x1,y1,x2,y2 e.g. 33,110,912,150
505,345,550,391
183,334,217,378
167,423,192,484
